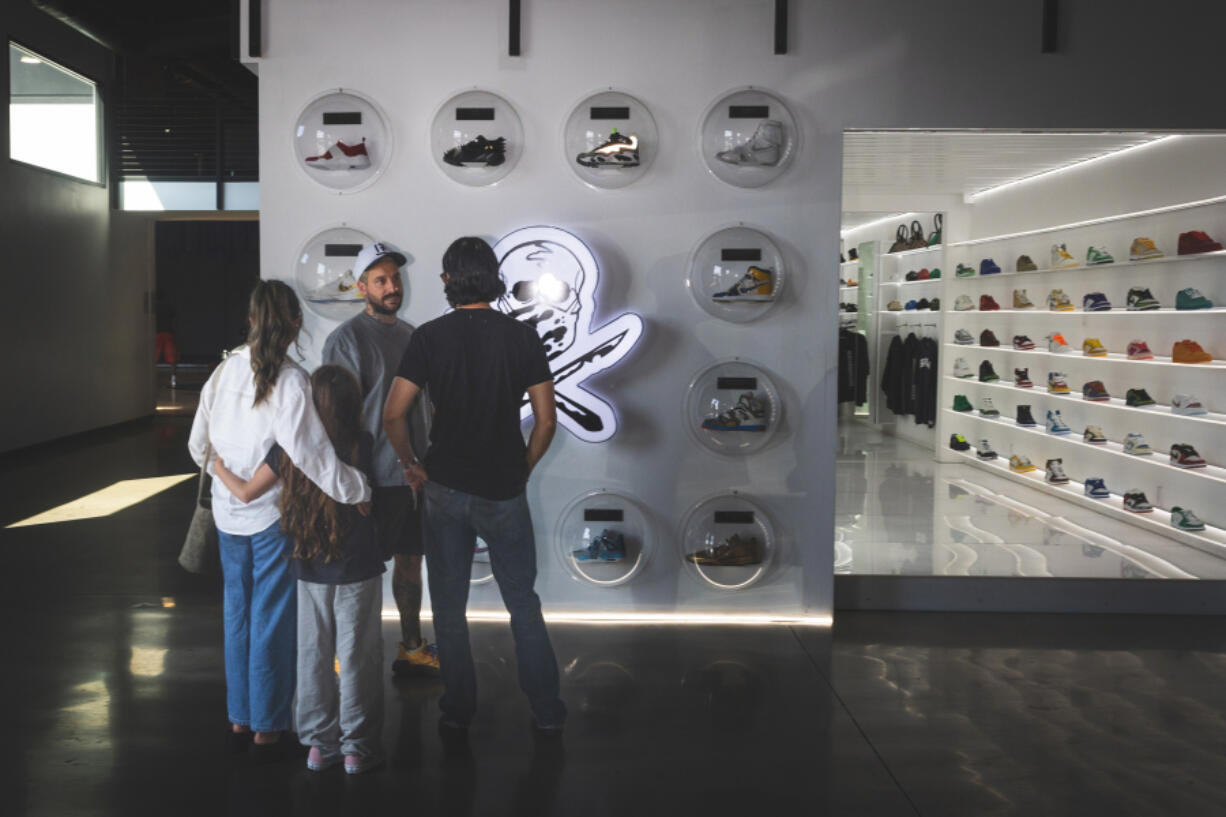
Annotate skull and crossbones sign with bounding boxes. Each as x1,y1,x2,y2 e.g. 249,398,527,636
494,226,644,443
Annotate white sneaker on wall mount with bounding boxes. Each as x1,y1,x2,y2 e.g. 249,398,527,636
716,120,784,167
306,269,363,303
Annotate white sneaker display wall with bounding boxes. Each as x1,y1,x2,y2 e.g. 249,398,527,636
293,89,391,194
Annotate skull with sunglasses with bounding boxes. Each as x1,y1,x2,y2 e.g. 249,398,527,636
496,238,587,359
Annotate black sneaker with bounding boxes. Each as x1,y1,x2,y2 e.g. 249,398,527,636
916,297,930,310
978,361,1000,382
1016,405,1036,426
949,434,971,451
1126,388,1156,407
929,297,941,310
443,135,507,166
980,329,1001,347
1123,491,1154,513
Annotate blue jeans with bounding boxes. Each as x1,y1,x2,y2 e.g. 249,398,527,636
218,519,297,732
423,482,565,728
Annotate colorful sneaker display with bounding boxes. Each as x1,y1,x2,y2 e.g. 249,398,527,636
1125,388,1155,407
1123,432,1153,455
1046,410,1071,435
305,138,372,170
953,394,973,412
980,329,1001,347
1016,255,1037,272
1126,339,1154,360
702,392,768,431
1009,454,1036,473
1047,333,1070,353
713,266,774,301
1123,491,1153,514
1086,246,1114,265
953,358,974,378
1016,405,1037,427
1177,230,1224,255
1082,338,1107,357
886,299,903,311
572,529,627,562
949,433,971,451
954,294,975,311
976,439,998,460
980,294,1001,311
1129,237,1164,261
1083,425,1107,445
1050,243,1079,269
955,263,976,278
1013,335,1036,350
1014,368,1033,388
1082,380,1110,401
578,129,641,167
1047,371,1070,394
979,361,1000,382
980,258,1001,275
1170,443,1207,469
1175,287,1213,310
1045,458,1070,484
1012,289,1035,309
979,397,1000,418
954,328,975,345
685,534,763,565
1047,289,1075,312
1171,394,1208,416
715,120,783,167
1083,292,1112,312
1126,287,1160,310
443,135,507,166
1084,478,1110,499
1173,340,1212,364
1171,507,1206,532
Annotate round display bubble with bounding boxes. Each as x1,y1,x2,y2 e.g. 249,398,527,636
687,225,787,322
683,359,782,456
430,89,523,188
677,491,777,591
563,89,657,190
554,489,652,588
293,225,377,321
699,87,798,189
293,89,392,194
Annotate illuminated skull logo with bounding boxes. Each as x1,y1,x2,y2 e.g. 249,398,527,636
493,226,644,443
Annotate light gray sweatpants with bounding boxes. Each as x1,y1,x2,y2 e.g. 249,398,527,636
295,577,384,760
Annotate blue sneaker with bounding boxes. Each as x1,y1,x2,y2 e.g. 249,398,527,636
1045,410,1071,435
1083,292,1112,312
1084,478,1110,499
904,299,918,310
572,529,627,563
979,258,1001,275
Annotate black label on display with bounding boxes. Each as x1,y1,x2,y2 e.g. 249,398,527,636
716,377,758,390
590,106,631,120
456,107,496,121
322,112,362,125
324,244,363,257
714,511,755,524
583,509,624,523
729,105,770,119
721,248,762,262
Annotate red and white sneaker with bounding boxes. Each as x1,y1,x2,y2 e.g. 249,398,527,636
1170,444,1207,469
1126,339,1154,360
305,138,372,170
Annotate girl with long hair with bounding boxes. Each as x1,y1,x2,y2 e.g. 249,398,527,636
214,365,386,774
188,281,370,762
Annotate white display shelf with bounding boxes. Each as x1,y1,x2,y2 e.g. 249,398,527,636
945,447,1226,555
885,244,943,258
880,309,940,316
948,307,1226,316
941,371,1226,427
941,342,1226,371
942,407,1226,485
944,250,1226,277
880,278,943,287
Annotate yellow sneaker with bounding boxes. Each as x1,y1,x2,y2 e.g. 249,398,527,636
1082,338,1107,357
392,641,440,676
1129,237,1164,261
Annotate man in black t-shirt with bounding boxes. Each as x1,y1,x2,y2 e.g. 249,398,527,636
383,236,566,734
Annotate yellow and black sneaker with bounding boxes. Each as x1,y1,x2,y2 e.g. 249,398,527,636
392,641,441,677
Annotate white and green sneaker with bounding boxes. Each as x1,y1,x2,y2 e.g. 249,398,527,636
1086,245,1115,265
1171,507,1206,532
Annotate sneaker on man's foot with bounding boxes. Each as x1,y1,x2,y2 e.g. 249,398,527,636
393,641,441,676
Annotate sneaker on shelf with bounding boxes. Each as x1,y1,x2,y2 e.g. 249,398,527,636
304,138,372,170
1016,255,1038,272
572,529,627,563
980,329,1001,347
905,270,920,282
1175,287,1214,310
1125,388,1155,407
1171,507,1206,532
929,297,941,310
442,135,507,166
952,394,973,412
701,392,768,431
1123,432,1153,455
1047,371,1070,394
1171,393,1208,416
1047,333,1071,353
1045,458,1070,484
1014,368,1033,388
1013,289,1035,309
1173,340,1212,364
886,299,904,311
1083,425,1107,445
1126,287,1160,310
1082,380,1111,401
1177,230,1224,255
685,534,763,565
1050,243,1079,269
954,294,975,311
1123,491,1153,514
930,268,942,279
1170,443,1207,469
1046,410,1071,435
1016,405,1037,426
954,328,975,345
1084,478,1111,499
917,268,931,280
1082,337,1108,357
1047,289,1075,311
916,298,931,310
980,258,1001,275
849,248,859,260
715,120,783,167
1126,339,1154,360
949,433,971,451
1086,245,1114,265
392,641,441,676
979,397,1000,417
1012,334,1036,350
976,439,998,460
578,129,641,167
953,358,974,378
978,361,1000,382
980,294,1001,311
1083,292,1113,312
1009,454,1036,473
904,300,918,310
955,263,976,278
713,266,774,301
1129,237,1164,261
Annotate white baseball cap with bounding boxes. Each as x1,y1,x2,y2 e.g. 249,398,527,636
354,241,407,280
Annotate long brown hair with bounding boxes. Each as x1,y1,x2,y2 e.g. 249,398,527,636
278,365,365,563
248,280,302,406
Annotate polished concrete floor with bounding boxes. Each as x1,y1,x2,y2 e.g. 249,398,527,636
6,419,1226,816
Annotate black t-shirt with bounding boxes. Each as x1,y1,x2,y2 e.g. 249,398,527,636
265,433,386,585
397,308,552,501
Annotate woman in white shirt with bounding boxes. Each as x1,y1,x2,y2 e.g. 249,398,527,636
189,280,370,759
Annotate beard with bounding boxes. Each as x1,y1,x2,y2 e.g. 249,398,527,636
367,293,401,316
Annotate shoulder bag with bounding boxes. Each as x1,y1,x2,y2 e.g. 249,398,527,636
178,355,231,574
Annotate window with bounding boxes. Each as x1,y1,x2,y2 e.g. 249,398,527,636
9,42,100,183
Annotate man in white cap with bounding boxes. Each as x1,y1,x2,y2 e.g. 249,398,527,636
322,242,439,676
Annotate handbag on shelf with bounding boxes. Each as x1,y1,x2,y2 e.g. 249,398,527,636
927,213,943,247
887,223,909,253
178,444,217,574
906,219,927,250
